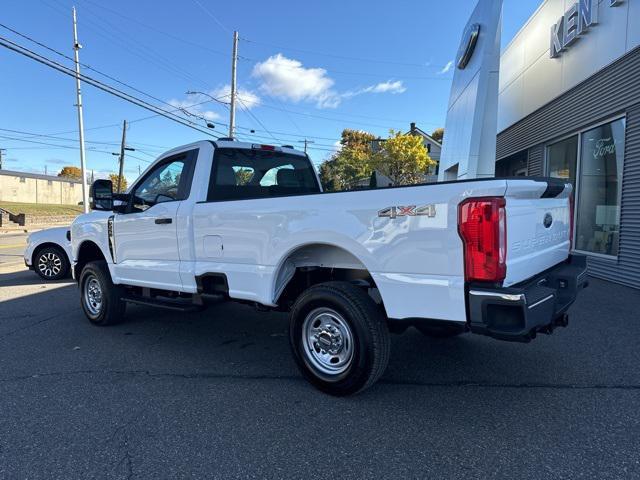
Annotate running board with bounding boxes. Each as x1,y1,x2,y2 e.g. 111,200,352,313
121,295,203,312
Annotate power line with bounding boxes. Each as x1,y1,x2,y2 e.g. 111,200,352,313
240,36,439,69
0,22,197,115
0,34,220,138
0,133,152,163
40,0,216,91
237,98,280,143
79,0,228,57
238,55,453,82
190,0,232,34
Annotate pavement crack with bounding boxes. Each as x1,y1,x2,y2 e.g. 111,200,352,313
108,415,139,480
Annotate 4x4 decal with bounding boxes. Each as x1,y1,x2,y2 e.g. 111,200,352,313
378,204,437,219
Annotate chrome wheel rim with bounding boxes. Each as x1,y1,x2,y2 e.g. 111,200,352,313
38,252,62,278
302,307,354,376
84,275,103,316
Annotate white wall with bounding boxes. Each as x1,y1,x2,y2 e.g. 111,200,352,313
498,0,640,132
0,173,82,205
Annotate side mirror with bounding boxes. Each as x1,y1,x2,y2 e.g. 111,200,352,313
90,179,113,211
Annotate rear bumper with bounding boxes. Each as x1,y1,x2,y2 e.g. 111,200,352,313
467,254,588,342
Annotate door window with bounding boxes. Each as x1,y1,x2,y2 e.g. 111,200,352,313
132,150,196,209
575,119,625,256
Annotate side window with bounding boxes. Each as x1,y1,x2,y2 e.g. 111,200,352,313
259,165,294,187
234,167,254,185
132,150,196,209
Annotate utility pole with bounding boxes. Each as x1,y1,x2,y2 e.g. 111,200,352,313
112,121,134,191
229,30,238,138
72,6,89,213
0,148,5,170
299,139,314,153
117,120,127,193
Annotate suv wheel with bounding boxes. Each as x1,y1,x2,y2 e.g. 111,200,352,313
80,261,126,326
35,246,69,281
289,281,390,396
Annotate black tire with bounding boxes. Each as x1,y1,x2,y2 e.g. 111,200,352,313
289,281,390,396
34,246,70,281
79,260,126,326
415,323,466,338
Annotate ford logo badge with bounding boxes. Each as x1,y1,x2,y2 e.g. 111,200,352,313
543,213,553,228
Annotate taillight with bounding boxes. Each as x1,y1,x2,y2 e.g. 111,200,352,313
569,194,574,249
458,197,507,283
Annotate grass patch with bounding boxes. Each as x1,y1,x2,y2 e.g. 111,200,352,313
0,201,83,216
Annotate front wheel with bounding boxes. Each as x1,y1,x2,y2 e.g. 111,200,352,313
79,261,126,326
289,281,390,396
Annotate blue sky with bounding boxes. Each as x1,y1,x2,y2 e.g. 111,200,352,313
0,0,540,181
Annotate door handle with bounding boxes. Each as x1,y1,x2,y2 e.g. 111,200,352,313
155,218,172,225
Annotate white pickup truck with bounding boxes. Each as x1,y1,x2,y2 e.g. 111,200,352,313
71,140,588,395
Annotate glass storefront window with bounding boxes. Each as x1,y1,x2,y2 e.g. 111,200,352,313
575,119,625,256
547,135,578,187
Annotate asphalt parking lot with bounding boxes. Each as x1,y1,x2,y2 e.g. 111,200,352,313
1,259,639,479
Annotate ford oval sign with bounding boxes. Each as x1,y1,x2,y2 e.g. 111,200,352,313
457,23,480,70
543,212,553,229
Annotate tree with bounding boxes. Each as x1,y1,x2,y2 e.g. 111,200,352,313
58,166,82,180
371,130,434,186
235,168,253,185
109,173,128,193
319,129,378,191
430,127,444,144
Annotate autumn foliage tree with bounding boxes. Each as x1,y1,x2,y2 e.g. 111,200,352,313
430,127,444,143
319,128,433,191
58,166,82,180
108,173,128,192
319,129,377,191
372,130,434,185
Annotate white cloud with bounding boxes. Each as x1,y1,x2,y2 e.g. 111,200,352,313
368,80,406,94
210,84,261,109
167,85,261,122
252,54,340,108
343,80,406,98
252,55,408,108
438,60,454,74
168,97,221,121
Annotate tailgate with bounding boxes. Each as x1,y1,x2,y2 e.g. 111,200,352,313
503,178,573,287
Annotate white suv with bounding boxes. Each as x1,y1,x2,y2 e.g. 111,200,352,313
24,226,72,281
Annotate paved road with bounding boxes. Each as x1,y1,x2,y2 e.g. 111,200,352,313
0,232,27,269
0,262,639,479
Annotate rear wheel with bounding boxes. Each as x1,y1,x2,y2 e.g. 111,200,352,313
34,246,69,280
289,281,390,396
79,261,126,326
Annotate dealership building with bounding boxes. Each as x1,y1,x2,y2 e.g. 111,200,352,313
495,0,640,288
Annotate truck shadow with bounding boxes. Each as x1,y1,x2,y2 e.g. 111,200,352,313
0,268,73,288
0,276,638,392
